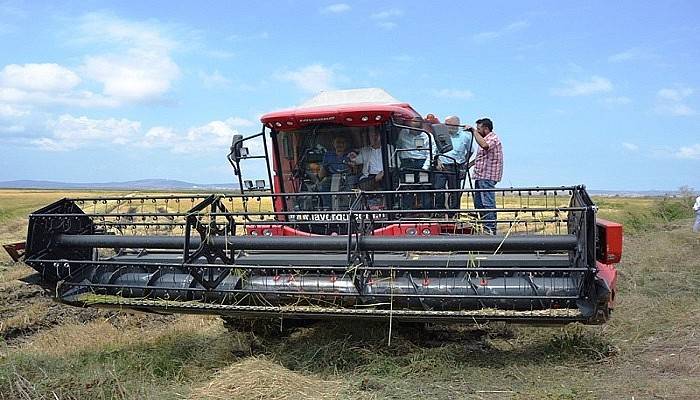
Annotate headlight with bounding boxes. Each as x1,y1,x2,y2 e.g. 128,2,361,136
406,227,417,235
421,228,432,236
262,229,272,236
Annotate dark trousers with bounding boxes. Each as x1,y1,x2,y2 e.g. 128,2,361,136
433,164,463,209
473,179,497,234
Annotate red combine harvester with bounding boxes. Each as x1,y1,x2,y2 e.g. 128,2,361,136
10,89,622,328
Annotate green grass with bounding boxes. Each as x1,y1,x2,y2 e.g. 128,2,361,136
1,190,699,399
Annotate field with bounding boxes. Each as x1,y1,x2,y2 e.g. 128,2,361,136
1,189,698,399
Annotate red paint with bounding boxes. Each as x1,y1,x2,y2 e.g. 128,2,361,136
246,225,319,237
596,261,618,309
596,218,623,263
260,103,420,131
2,242,25,262
372,223,441,236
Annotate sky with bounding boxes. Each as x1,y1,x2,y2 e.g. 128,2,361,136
0,0,698,190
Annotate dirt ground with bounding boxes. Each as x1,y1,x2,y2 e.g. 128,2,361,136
1,190,699,399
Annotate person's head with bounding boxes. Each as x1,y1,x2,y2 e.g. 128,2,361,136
332,136,347,153
475,118,493,135
409,117,424,129
425,113,440,124
308,162,321,175
444,115,460,134
368,129,381,148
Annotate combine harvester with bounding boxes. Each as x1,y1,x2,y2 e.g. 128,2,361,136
7,89,622,330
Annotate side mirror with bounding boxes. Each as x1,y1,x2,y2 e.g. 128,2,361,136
230,134,245,161
431,124,453,154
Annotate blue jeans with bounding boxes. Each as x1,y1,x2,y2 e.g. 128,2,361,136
694,211,700,233
433,164,462,209
474,179,497,234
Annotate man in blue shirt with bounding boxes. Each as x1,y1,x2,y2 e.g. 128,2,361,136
395,118,433,210
319,136,355,209
321,136,352,176
434,116,472,210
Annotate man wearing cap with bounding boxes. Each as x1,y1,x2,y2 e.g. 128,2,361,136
434,115,472,210
465,118,503,234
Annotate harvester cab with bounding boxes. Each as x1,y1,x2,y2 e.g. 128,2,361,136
11,88,622,328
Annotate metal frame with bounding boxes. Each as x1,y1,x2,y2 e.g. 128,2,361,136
22,185,611,324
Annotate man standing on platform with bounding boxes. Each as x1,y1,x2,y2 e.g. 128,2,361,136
435,115,472,210
465,118,503,234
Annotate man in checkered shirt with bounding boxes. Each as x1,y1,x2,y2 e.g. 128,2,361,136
465,118,502,234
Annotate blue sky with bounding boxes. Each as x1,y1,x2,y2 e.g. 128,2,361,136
0,0,698,190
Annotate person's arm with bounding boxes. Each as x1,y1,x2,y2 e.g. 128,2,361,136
464,125,489,150
422,132,432,170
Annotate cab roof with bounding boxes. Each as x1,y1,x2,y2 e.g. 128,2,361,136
260,88,420,131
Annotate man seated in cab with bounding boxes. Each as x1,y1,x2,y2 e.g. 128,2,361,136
318,136,356,208
348,129,392,191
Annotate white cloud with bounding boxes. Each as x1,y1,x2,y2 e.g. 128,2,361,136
82,52,179,102
0,63,115,110
34,114,141,151
0,14,182,111
655,87,695,116
472,20,529,43
77,13,181,103
657,87,693,102
0,103,29,118
676,144,700,160
29,113,256,153
321,3,351,14
0,86,118,108
370,8,402,29
622,142,639,151
370,9,403,19
0,63,81,92
550,76,613,96
656,103,695,116
141,117,256,153
276,64,337,93
199,70,232,88
433,88,474,100
608,47,652,63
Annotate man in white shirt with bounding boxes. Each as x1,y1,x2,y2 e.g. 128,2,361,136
693,195,700,232
349,129,392,191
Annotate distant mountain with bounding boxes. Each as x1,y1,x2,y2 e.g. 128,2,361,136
0,179,239,190
588,189,684,197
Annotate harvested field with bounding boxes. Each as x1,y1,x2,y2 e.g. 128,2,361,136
1,189,699,399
